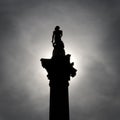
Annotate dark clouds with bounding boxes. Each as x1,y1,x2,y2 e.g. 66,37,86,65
0,0,120,120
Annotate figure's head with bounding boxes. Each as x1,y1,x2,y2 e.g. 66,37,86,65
55,26,60,30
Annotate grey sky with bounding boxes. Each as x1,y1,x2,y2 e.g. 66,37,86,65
0,0,120,120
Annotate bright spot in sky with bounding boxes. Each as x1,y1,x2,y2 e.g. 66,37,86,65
15,5,105,103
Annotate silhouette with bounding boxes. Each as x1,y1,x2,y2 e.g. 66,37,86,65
41,26,77,120
52,26,63,46
52,26,65,57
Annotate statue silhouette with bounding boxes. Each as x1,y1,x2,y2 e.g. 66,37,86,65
52,26,65,58
52,26,63,46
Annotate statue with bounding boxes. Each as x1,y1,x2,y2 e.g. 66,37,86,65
52,26,63,46
52,26,65,58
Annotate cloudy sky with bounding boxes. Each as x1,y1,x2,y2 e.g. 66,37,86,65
0,0,120,120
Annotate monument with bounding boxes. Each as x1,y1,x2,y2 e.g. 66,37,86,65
40,26,77,120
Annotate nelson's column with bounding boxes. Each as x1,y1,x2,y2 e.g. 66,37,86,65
40,26,77,120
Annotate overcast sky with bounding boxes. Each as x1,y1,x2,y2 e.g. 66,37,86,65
0,0,120,120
